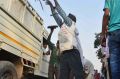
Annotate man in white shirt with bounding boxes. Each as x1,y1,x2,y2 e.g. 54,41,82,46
46,0,84,79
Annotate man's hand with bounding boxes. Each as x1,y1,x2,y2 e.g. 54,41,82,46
48,25,58,32
50,28,54,32
45,0,52,6
100,33,106,47
46,0,56,13
54,0,58,5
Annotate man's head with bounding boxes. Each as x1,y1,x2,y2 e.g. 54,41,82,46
43,38,48,49
68,13,76,23
43,42,47,49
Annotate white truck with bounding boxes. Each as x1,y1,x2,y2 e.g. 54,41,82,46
0,0,49,79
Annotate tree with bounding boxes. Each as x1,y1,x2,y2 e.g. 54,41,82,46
94,33,101,48
94,33,104,59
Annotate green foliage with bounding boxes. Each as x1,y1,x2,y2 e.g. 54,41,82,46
94,38,100,48
94,33,104,59
96,48,104,59
94,33,101,48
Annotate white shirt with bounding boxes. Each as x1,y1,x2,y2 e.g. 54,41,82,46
58,22,84,64
58,22,75,52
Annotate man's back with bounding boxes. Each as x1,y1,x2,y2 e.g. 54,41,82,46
105,0,120,32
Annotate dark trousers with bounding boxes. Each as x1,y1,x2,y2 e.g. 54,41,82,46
59,49,84,79
107,58,111,79
48,64,59,79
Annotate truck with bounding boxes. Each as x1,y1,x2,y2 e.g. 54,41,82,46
0,0,49,79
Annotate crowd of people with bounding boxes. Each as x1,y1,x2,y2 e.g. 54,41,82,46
42,0,120,79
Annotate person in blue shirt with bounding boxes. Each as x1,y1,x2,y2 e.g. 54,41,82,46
46,0,84,79
101,0,120,79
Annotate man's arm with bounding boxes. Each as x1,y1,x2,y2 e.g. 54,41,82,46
46,0,62,27
102,8,109,35
101,8,109,45
54,0,72,27
47,28,56,50
47,28,55,49
47,28,54,42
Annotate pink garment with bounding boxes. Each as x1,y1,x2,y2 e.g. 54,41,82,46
105,37,109,58
101,37,109,58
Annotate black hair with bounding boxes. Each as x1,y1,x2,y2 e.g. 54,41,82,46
43,38,48,45
68,13,76,23
43,42,47,45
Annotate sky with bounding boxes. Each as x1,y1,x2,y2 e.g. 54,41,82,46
28,0,105,72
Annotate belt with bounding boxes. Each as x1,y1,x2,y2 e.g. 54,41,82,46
108,32,115,36
62,49,78,55
108,29,120,36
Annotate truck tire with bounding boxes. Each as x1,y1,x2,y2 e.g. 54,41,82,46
0,61,18,79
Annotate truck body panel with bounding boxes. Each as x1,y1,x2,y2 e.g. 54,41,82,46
0,0,49,78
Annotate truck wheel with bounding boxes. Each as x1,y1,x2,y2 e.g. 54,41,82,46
0,61,18,79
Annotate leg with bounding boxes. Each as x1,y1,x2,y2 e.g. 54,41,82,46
68,49,84,79
69,70,75,79
54,66,60,79
48,64,54,79
108,30,120,79
59,54,70,79
107,58,112,79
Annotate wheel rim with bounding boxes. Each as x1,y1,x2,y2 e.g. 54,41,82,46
1,71,13,79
